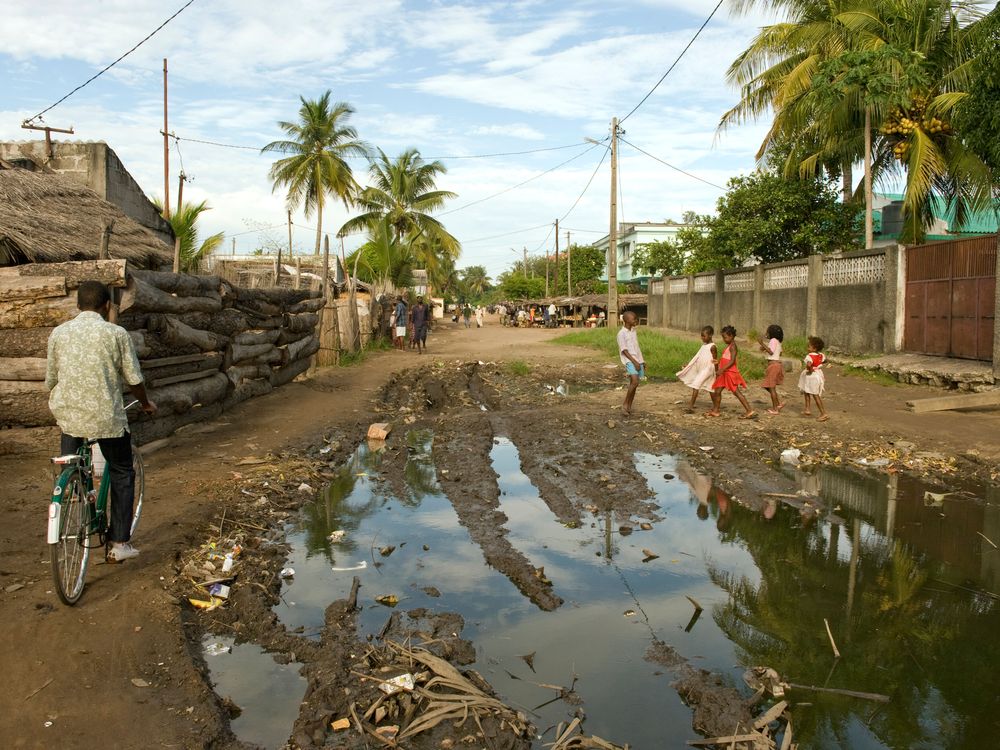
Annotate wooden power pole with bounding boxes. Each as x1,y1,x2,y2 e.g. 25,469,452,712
554,219,560,296
162,58,170,219
607,117,619,327
566,230,572,295
20,122,74,158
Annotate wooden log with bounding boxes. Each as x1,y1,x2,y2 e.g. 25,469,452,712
906,389,1000,413
0,259,126,288
270,355,311,387
0,357,47,381
785,683,890,703
144,372,229,417
0,326,54,358
0,276,67,302
119,276,222,315
130,270,222,297
129,330,152,359
222,377,272,409
286,297,325,314
158,316,226,352
283,334,319,363
141,352,223,382
233,286,320,306
233,329,281,346
245,348,283,367
130,402,224,445
149,369,220,388
283,311,319,333
228,342,276,365
225,364,272,387
0,380,54,427
275,327,312,346
0,295,78,329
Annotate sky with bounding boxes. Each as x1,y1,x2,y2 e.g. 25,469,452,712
0,0,783,279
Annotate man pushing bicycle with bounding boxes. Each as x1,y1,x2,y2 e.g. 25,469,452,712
45,281,157,563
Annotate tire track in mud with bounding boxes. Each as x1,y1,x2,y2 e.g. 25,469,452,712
432,412,563,611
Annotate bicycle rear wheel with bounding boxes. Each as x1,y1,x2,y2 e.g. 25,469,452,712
50,470,92,605
130,447,144,538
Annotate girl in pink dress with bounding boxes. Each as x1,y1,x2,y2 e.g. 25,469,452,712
708,326,755,418
677,326,717,413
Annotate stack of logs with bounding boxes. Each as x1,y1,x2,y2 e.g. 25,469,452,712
0,260,323,445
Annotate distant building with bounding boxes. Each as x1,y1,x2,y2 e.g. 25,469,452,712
0,140,173,247
594,221,696,287
411,269,429,297
873,193,998,244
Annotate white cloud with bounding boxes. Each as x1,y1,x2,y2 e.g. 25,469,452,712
471,124,545,141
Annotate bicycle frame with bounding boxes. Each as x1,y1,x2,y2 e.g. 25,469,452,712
48,440,111,546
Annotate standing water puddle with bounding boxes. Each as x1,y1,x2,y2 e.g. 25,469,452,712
211,431,1000,749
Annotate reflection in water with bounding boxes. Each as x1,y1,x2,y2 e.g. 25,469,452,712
262,436,999,750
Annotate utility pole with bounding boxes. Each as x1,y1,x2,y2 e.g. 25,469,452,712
566,230,572,295
607,117,619,327
523,246,528,278
162,58,170,219
276,208,289,284
545,249,550,297
176,171,185,214
554,219,560,296
231,237,236,255
20,122,74,159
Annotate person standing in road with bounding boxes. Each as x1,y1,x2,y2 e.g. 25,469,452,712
617,311,645,416
410,295,430,354
394,296,408,349
462,304,472,328
475,305,484,328
45,281,157,562
548,302,557,328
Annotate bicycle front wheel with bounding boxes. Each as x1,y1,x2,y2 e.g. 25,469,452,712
130,446,144,538
50,470,92,605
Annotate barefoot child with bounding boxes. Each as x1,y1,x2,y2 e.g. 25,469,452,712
708,325,755,418
758,324,785,414
618,311,645,416
798,336,828,421
677,326,717,412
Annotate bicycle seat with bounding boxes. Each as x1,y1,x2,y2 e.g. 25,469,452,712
51,455,83,465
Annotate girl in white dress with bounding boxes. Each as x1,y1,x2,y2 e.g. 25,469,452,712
797,336,828,421
677,326,718,413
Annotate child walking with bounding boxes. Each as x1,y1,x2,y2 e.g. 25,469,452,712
677,326,717,413
798,336,828,421
758,324,785,415
618,311,645,416
708,325,755,419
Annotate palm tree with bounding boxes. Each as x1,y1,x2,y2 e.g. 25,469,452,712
460,265,491,297
338,148,459,257
263,92,367,255
348,217,416,289
153,198,224,273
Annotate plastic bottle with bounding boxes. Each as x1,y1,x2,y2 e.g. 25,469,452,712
91,444,106,479
221,553,234,573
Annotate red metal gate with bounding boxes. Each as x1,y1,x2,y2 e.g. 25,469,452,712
904,235,996,360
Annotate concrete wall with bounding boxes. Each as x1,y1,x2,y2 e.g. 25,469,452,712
818,281,886,352
762,288,808,338
0,141,173,247
719,291,753,335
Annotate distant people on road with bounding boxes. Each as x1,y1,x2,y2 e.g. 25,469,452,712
410,296,429,354
677,325,717,413
617,311,645,417
462,304,472,328
798,336,828,421
394,296,407,350
542,305,551,327
759,324,785,415
708,325,755,419
475,306,484,328
548,302,557,327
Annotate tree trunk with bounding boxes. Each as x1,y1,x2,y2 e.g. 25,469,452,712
270,355,311,387
286,296,325,314
129,330,152,359
143,372,229,417
842,159,854,203
275,327,312,346
120,276,222,315
315,176,323,256
865,107,873,249
130,270,222,297
227,342,277,366
283,333,319,363
0,326,55,358
156,316,226,352
282,311,319,333
130,402,224,446
0,380,53,427
141,352,223,383
223,377,272,409
0,294,78,329
0,259,126,288
225,364,273,387
0,357,48,381
0,276,67,302
232,329,281,346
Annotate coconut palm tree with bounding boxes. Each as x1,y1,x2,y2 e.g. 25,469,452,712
263,92,367,255
152,198,224,273
348,217,416,289
460,265,491,297
338,148,459,258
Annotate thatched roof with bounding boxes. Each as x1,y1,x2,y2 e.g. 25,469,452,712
0,167,173,268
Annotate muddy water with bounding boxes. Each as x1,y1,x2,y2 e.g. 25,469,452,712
210,432,1000,749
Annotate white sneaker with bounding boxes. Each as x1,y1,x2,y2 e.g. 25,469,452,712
108,542,140,563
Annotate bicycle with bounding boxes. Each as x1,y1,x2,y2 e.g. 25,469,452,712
47,402,145,605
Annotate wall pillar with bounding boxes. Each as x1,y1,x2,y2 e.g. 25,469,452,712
885,244,907,353
714,270,724,335
752,265,764,334
685,275,694,331
663,278,672,328
806,255,822,337
993,238,1000,381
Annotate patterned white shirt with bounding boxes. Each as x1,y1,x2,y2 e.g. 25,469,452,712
45,311,144,439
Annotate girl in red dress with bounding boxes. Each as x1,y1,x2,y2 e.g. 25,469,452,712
707,325,756,418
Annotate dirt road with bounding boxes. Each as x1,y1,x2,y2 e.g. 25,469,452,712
1,318,997,749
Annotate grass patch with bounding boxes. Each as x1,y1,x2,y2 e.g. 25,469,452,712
781,336,809,360
552,328,766,381
506,359,531,376
337,337,393,367
843,365,901,387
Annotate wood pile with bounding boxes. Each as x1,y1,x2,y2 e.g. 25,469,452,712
0,260,323,443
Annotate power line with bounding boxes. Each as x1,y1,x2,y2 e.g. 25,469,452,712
460,223,554,244
438,141,603,216
25,0,198,124
560,145,609,222
619,137,726,190
618,0,725,124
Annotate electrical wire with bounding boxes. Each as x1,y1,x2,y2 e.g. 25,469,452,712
460,223,554,244
24,0,198,124
559,145,609,223
619,137,726,190
438,141,602,217
618,0,725,124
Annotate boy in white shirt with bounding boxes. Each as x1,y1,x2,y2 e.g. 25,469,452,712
617,311,645,416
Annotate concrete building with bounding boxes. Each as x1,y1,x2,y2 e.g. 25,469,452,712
0,140,173,247
594,221,695,287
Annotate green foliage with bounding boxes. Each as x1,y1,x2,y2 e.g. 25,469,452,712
955,9,1000,177
348,217,415,288
506,360,531,376
459,265,491,298
565,244,605,288
152,199,224,273
632,239,686,277
499,273,546,299
781,335,810,360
